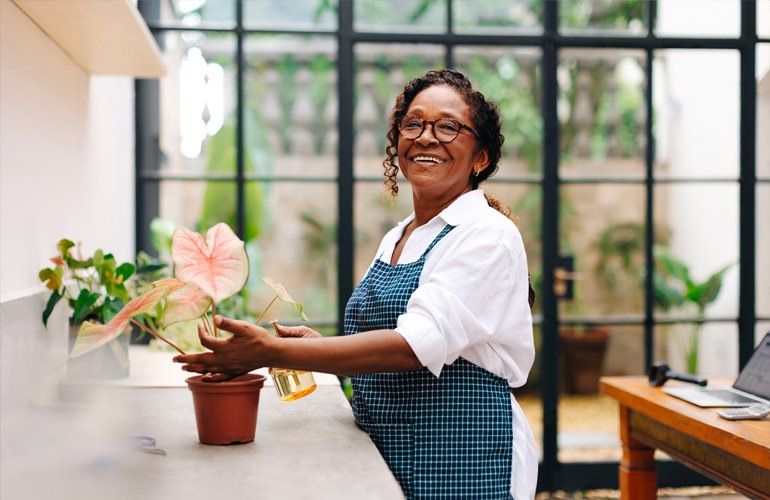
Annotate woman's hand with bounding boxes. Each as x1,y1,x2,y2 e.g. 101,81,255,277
173,315,275,382
273,322,323,339
174,315,422,380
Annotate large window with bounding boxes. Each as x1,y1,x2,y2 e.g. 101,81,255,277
137,0,769,493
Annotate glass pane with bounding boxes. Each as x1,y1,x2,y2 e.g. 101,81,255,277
455,46,543,177
354,0,446,33
138,0,235,28
560,0,647,35
656,0,740,38
652,50,740,179
558,184,647,321
453,0,542,34
159,32,236,174
353,182,412,283
244,0,337,30
253,181,339,328
759,185,770,322
760,44,770,181
760,0,770,38
653,322,740,379
557,327,650,462
352,43,446,178
559,49,646,180
159,179,230,229
499,184,543,315
652,183,740,322
245,35,337,178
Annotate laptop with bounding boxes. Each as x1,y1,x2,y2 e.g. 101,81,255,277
663,332,770,408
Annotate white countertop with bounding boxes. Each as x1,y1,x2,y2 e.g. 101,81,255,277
0,346,404,500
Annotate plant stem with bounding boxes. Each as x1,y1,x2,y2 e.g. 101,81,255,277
130,318,186,355
255,295,279,324
211,303,218,337
201,316,213,337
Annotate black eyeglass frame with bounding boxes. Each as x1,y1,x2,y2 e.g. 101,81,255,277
396,115,478,143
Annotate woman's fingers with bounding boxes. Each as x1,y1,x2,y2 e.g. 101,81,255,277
200,372,236,382
275,323,322,339
214,315,254,335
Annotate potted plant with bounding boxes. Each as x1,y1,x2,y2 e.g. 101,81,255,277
652,244,734,374
38,239,136,379
69,222,311,445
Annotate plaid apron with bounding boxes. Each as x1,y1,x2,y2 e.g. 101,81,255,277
344,225,513,500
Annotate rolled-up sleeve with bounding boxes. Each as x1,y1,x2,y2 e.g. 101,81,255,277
395,227,532,382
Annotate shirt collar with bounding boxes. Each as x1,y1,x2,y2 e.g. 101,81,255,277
437,189,486,226
398,189,487,229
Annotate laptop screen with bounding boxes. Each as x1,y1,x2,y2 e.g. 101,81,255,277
733,332,770,400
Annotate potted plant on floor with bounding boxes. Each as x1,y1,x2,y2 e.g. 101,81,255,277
69,222,312,445
38,239,136,379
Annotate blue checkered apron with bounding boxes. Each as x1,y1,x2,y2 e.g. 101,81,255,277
344,225,513,499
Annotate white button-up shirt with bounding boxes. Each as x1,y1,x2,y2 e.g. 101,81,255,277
369,189,538,499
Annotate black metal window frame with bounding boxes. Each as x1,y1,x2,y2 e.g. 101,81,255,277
136,0,766,493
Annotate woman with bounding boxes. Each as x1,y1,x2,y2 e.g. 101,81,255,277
175,68,537,500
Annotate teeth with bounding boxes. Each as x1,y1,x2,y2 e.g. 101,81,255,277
413,156,444,164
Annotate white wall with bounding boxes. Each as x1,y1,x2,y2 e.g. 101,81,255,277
0,1,136,302
0,1,136,410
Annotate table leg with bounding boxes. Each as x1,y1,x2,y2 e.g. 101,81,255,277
619,406,657,499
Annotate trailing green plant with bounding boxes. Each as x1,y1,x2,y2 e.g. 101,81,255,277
38,240,135,328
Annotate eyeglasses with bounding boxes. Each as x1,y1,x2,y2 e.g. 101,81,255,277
397,115,477,143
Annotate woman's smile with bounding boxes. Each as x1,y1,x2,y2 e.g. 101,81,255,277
409,154,447,167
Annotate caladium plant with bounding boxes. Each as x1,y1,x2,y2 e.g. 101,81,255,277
70,222,304,360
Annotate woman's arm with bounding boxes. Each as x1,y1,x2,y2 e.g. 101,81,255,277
173,315,422,381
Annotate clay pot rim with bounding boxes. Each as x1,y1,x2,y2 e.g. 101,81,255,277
186,373,267,390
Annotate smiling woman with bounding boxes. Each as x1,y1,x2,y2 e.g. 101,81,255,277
174,69,537,500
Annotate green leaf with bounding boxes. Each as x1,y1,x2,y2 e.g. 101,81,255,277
100,296,126,323
652,273,685,312
42,290,63,327
687,263,734,311
653,245,691,285
262,277,309,322
56,239,75,256
38,267,62,291
71,289,100,325
116,262,135,282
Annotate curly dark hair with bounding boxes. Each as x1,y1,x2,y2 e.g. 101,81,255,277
382,68,510,217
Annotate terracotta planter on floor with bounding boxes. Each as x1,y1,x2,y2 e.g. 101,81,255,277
186,373,267,445
560,326,610,395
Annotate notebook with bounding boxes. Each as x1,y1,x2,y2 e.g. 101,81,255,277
663,332,770,408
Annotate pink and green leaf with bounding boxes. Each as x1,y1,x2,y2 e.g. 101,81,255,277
70,279,183,358
161,282,212,327
262,276,309,321
171,223,249,303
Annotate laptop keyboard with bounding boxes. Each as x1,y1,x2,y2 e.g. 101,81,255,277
707,390,758,404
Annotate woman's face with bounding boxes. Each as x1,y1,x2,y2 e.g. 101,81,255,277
397,84,489,205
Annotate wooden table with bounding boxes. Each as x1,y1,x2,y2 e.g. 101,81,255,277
600,376,770,500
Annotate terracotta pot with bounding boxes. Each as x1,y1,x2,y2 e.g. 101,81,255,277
186,373,267,445
560,326,610,395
